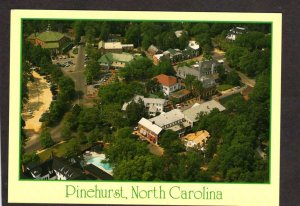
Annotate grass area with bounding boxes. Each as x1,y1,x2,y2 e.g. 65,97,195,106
220,93,243,105
37,140,92,162
217,84,234,91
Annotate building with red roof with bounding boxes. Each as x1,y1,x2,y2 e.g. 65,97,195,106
154,74,180,96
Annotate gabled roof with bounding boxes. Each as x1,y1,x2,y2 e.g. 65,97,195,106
199,59,219,70
26,159,54,177
42,42,60,49
183,100,225,122
98,52,134,64
148,45,159,53
149,109,184,128
84,164,113,180
138,118,163,135
52,157,83,180
27,32,39,40
154,74,178,87
36,31,64,42
122,95,166,111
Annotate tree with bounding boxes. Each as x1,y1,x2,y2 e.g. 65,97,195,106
84,59,100,84
22,152,40,164
119,57,153,82
190,23,210,36
78,107,101,132
154,60,175,76
238,49,270,77
87,127,101,144
184,75,203,97
184,75,196,91
104,136,148,165
102,104,129,128
140,22,162,38
125,23,140,47
145,78,160,93
225,46,248,68
177,32,189,50
39,129,54,148
65,138,81,158
126,99,148,126
98,82,145,105
61,123,72,140
141,34,153,50
58,76,75,101
73,21,85,43
84,24,96,43
99,22,110,41
155,32,177,51
235,31,266,51
226,71,241,86
192,80,203,98
159,130,185,154
113,155,161,181
216,65,226,83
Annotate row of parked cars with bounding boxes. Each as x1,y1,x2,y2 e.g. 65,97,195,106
56,61,74,68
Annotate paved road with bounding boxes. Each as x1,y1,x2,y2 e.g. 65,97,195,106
64,45,86,98
24,122,64,152
236,71,256,87
24,132,42,152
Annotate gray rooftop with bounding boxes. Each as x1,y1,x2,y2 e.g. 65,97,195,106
149,109,184,128
122,95,166,111
183,100,226,123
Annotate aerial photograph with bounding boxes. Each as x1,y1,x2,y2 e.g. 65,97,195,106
20,20,271,182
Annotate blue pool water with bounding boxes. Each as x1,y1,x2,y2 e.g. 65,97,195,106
85,156,113,172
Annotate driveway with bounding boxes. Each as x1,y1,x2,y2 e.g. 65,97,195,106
62,45,87,98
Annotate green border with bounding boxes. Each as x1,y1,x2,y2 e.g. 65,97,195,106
19,18,273,185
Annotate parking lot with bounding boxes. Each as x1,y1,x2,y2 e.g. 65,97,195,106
52,54,76,72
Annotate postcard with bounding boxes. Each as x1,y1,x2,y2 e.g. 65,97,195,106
8,10,281,205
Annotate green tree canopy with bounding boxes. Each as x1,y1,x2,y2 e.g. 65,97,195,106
39,129,54,149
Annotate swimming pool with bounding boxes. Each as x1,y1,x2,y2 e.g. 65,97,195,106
84,153,113,174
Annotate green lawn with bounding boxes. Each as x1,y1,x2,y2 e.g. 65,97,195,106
217,84,234,91
37,141,92,162
220,93,243,105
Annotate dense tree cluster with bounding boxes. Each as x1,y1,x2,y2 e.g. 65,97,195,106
39,129,55,149
216,65,241,86
225,31,271,77
120,57,175,82
21,20,271,183
105,128,210,181
193,72,270,182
